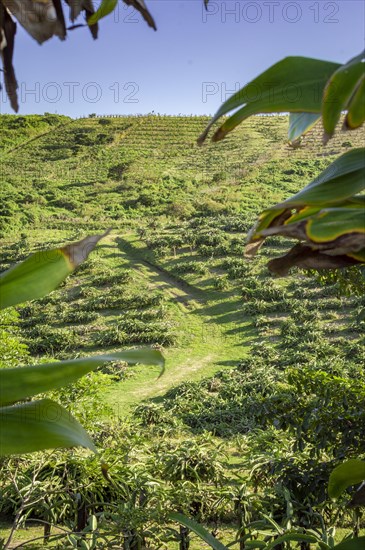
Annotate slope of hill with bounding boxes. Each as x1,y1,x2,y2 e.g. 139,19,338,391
0,115,364,548
1,114,363,235
0,113,363,403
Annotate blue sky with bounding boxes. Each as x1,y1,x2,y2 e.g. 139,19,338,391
1,0,364,116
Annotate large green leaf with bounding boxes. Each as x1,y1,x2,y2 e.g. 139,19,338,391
328,460,365,498
256,207,364,252
288,113,321,143
0,399,96,455
305,207,364,244
0,350,164,406
278,148,365,208
198,57,340,144
248,199,364,253
323,51,365,141
333,537,365,550
346,74,365,129
285,197,365,225
0,231,109,310
169,512,228,550
247,149,365,250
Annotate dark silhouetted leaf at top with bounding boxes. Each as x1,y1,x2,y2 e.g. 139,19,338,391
124,0,157,30
0,4,18,112
1,0,66,43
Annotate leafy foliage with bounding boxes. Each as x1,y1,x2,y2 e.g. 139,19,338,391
0,234,164,456
0,113,364,546
199,52,365,275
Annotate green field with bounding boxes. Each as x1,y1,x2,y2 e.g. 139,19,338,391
0,114,364,548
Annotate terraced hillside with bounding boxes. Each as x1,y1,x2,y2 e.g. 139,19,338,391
1,114,363,235
0,115,364,548
0,114,363,407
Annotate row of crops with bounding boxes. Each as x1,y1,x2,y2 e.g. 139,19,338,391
0,114,364,547
2,114,362,237
0,237,177,361
1,218,363,547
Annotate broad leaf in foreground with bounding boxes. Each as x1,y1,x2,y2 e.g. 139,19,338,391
275,148,365,207
346,74,365,130
328,459,365,499
245,149,365,273
322,50,365,142
0,231,110,310
0,399,96,455
198,56,340,144
0,349,164,406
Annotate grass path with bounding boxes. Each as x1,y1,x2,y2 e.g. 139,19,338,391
104,233,254,415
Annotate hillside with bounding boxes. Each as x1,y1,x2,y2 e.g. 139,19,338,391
1,113,364,401
1,114,363,235
0,115,364,548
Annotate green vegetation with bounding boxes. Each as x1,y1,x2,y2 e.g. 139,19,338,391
199,52,365,275
0,229,164,455
0,113,364,548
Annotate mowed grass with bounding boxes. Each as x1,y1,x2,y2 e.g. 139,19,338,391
0,227,255,415
104,233,255,413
